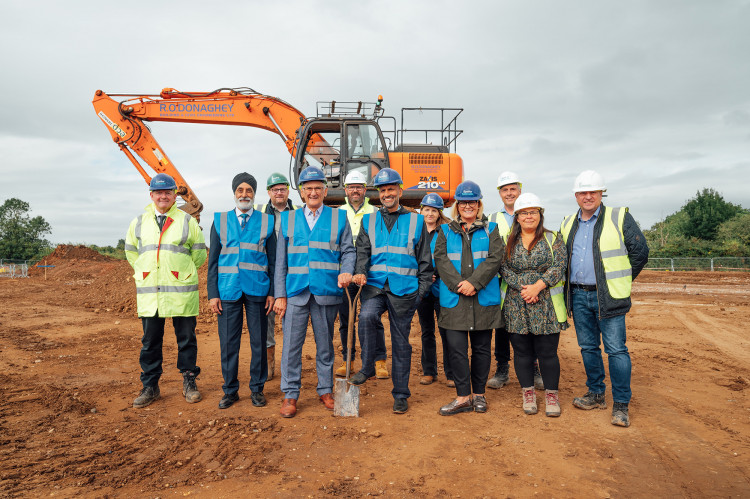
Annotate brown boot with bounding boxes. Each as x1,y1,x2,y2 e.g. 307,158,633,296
280,398,297,418
267,346,275,380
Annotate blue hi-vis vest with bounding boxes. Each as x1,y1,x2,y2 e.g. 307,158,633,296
430,233,440,297
363,211,423,296
280,206,346,298
215,210,274,300
439,222,502,309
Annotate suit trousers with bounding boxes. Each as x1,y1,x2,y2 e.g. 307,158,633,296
493,327,511,366
217,295,268,395
280,294,338,400
416,293,452,379
139,314,199,388
266,311,276,348
337,282,386,362
358,293,418,400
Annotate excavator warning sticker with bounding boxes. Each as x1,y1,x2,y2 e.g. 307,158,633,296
98,111,126,138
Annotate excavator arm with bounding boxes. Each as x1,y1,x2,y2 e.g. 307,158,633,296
92,87,335,220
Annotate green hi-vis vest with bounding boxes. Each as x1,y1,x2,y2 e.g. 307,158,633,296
488,211,512,237
501,232,567,323
125,203,207,317
560,206,632,299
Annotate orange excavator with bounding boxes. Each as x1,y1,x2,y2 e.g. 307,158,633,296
92,87,463,220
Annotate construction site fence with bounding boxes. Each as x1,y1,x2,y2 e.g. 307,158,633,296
646,257,750,272
0,259,30,278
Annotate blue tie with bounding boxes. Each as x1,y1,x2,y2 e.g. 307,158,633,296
241,213,249,228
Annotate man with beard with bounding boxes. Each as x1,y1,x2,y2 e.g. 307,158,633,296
348,168,433,414
208,173,276,409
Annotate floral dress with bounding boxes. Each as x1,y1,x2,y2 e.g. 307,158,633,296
501,232,568,335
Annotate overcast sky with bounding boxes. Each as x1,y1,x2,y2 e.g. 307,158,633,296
2,0,748,246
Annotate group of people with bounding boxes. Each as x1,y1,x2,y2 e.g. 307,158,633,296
124,165,648,428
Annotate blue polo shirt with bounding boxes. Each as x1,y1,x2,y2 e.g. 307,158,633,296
570,205,601,285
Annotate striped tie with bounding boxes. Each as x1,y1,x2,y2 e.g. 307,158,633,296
241,213,249,228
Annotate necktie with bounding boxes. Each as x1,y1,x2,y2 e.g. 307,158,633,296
241,213,249,228
157,215,166,230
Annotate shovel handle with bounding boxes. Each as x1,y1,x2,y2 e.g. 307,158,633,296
344,285,362,380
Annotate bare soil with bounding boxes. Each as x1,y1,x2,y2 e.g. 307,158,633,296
1,246,749,497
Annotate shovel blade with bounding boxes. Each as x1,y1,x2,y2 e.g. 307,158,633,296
333,378,360,417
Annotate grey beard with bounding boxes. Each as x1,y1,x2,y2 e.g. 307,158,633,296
235,197,254,211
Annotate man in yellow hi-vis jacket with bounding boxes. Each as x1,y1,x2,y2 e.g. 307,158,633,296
125,173,207,409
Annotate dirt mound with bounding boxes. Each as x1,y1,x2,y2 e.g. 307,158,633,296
44,244,114,263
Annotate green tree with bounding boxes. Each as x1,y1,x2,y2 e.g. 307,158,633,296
0,198,52,260
679,188,745,240
716,213,750,257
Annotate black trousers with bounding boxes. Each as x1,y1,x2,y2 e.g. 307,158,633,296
509,333,560,390
338,282,386,362
416,293,453,379
445,329,492,397
217,295,268,395
493,327,511,365
140,314,198,388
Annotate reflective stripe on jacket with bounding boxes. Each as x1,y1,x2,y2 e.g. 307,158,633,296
280,206,346,298
439,222,502,308
214,210,273,300
363,210,423,296
125,203,207,317
488,212,512,236
341,198,376,245
560,206,631,299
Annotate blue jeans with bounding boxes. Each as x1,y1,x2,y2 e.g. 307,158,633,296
571,288,631,403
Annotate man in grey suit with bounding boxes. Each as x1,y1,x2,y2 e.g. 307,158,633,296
273,166,355,418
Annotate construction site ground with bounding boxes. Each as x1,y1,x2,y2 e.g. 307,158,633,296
1,245,748,497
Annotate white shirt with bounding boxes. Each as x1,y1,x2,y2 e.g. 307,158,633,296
304,205,322,230
234,206,254,225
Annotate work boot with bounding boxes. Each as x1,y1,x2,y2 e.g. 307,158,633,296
133,385,160,408
375,360,389,379
267,346,275,380
335,363,347,377
420,375,436,385
522,387,537,415
611,402,630,427
533,361,544,390
572,391,606,410
487,363,510,389
182,371,202,404
545,390,561,417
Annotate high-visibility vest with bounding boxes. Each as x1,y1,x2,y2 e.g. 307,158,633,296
280,206,347,298
560,206,632,299
254,202,300,236
341,198,375,245
488,211,513,236
214,210,274,300
439,223,502,308
125,203,207,317
363,211,423,296
501,232,567,322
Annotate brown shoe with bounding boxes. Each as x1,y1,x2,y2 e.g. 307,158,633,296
267,346,275,380
319,393,334,410
280,398,297,418
420,375,436,385
375,360,389,379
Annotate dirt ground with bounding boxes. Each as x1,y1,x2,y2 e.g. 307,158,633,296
1,245,749,497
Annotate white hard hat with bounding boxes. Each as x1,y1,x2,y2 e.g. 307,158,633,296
514,192,544,212
344,170,368,186
573,170,607,193
497,171,522,189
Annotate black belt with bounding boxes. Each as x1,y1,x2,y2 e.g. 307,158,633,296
571,283,596,291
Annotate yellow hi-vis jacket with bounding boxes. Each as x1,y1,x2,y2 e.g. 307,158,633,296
560,206,632,299
488,211,513,237
125,203,207,317
341,197,375,245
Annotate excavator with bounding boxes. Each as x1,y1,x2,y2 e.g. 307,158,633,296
92,87,464,220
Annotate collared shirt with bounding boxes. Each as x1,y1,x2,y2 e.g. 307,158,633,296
304,205,322,230
234,206,253,225
499,207,514,229
570,204,601,285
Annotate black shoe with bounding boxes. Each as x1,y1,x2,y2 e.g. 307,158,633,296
572,391,606,410
393,398,408,414
439,397,473,416
250,392,267,407
612,402,630,427
487,363,510,389
473,395,488,413
348,372,369,386
133,385,160,408
218,392,239,409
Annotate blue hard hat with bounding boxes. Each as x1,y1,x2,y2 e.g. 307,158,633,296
454,180,483,201
372,168,403,187
299,166,327,185
149,173,177,191
420,192,444,210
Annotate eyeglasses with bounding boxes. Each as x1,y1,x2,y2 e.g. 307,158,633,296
517,210,540,217
457,201,478,207
303,186,325,193
270,187,288,194
345,185,365,191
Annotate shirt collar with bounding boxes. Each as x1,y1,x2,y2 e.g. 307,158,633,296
577,204,601,222
234,206,253,219
304,205,322,217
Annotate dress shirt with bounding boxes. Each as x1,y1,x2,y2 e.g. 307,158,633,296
499,207,514,229
234,206,253,225
304,205,322,230
570,204,600,285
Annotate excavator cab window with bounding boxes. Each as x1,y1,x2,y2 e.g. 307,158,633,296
343,123,386,184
